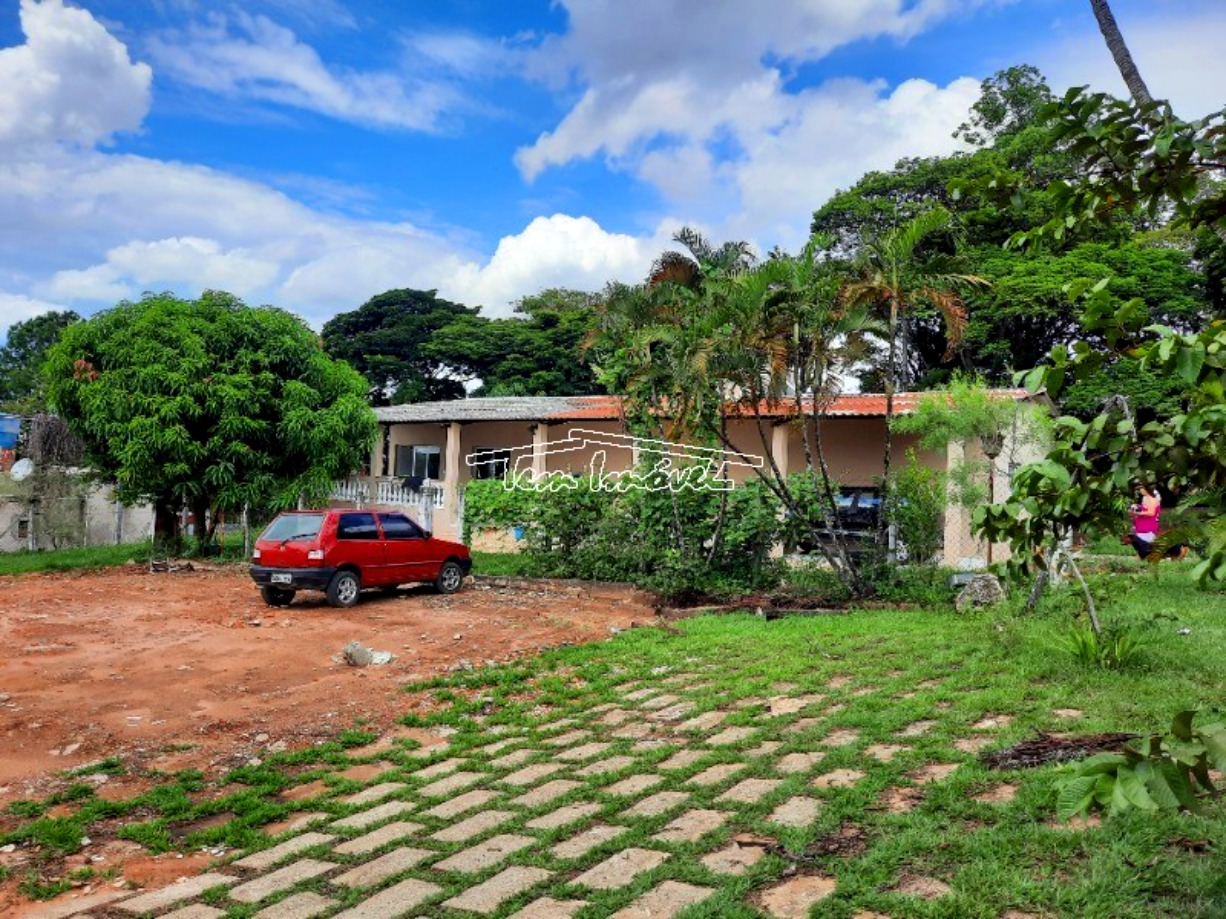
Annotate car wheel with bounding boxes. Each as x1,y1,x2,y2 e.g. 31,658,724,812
260,586,295,607
326,570,361,608
435,560,464,594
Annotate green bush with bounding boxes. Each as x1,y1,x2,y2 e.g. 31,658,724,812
461,479,536,542
888,452,947,566
480,463,782,600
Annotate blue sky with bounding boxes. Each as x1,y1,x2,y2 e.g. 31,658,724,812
1,0,1223,336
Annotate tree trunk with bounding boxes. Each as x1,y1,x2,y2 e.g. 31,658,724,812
1089,0,1154,106
191,496,212,553
153,497,181,553
877,296,899,555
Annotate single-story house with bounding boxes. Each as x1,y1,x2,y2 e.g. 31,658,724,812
329,391,1043,569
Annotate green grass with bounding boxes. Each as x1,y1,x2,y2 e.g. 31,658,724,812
4,565,1223,916
0,541,154,576
471,550,536,577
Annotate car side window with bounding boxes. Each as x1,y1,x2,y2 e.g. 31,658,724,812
336,512,378,540
379,513,424,540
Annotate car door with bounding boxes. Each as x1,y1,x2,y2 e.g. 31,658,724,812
333,512,387,585
376,512,431,583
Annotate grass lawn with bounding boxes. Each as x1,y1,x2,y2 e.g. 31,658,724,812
471,550,537,577
4,565,1224,917
0,541,154,576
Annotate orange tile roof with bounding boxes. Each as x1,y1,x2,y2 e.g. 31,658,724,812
541,391,1032,421
376,390,1033,424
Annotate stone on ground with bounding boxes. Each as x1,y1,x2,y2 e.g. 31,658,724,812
756,874,838,918
610,881,714,918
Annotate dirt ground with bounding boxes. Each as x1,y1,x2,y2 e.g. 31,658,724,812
0,565,653,800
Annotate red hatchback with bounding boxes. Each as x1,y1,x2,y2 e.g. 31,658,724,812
250,509,472,608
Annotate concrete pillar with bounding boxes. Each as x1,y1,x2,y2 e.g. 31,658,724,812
944,440,965,568
771,421,790,479
532,423,549,479
444,423,463,522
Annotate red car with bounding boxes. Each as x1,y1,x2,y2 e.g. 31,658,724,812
250,509,472,608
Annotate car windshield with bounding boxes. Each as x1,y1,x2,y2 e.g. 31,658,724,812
261,513,325,542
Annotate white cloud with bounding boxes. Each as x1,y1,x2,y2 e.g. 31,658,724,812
516,0,987,179
1037,3,1226,119
446,215,664,313
511,1,1001,250
0,291,68,339
47,237,282,303
0,0,151,154
146,11,471,132
723,76,982,246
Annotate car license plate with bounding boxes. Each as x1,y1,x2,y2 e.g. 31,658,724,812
270,573,292,584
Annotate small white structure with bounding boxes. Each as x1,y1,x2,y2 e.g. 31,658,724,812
0,473,154,552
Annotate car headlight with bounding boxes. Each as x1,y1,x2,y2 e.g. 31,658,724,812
252,548,261,560
307,549,324,561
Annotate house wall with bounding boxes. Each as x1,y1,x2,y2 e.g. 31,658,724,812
365,410,1040,570
537,420,635,477
722,417,942,485
0,480,154,552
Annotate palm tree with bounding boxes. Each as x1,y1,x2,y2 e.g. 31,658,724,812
588,234,887,596
842,208,988,553
1089,0,1153,106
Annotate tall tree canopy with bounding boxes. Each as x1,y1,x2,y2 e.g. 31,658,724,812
321,288,478,404
811,65,1217,395
427,289,600,397
0,310,81,413
322,287,601,403
45,291,376,548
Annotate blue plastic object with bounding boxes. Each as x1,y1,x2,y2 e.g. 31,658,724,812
0,414,20,450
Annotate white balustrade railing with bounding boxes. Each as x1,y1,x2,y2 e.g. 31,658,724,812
329,478,369,504
330,477,445,509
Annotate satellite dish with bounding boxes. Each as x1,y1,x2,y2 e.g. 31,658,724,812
10,458,34,481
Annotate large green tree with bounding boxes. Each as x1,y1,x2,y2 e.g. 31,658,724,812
45,292,376,549
589,230,883,596
842,208,987,547
0,310,81,413
321,288,477,404
426,289,600,397
813,66,1216,393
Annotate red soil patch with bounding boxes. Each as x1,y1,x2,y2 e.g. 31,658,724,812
0,566,650,796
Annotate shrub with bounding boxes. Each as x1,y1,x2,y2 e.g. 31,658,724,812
887,452,946,565
476,462,782,600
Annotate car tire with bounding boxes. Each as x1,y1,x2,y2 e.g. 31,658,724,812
326,570,361,608
260,586,295,607
435,560,464,594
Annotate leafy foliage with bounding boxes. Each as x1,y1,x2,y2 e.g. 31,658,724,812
428,289,600,397
1063,622,1145,670
588,230,884,596
461,478,534,542
0,310,80,412
321,288,477,404
44,291,376,549
975,282,1226,585
887,452,947,566
1014,88,1226,244
1056,709,1226,820
474,469,781,600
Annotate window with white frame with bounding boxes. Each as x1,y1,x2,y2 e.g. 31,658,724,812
394,444,442,480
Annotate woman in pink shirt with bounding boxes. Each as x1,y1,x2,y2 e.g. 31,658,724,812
1128,484,1161,559
1129,484,1188,560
